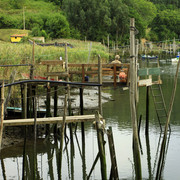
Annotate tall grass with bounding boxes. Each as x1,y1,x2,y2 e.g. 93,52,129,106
0,39,110,79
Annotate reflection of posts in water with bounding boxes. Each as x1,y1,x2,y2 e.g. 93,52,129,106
22,90,27,179
155,132,171,180
0,155,7,180
46,84,51,136
55,142,61,180
70,125,75,180
145,86,150,136
59,94,67,179
82,123,87,180
138,115,143,155
80,87,85,139
79,86,87,179
156,55,180,180
47,141,55,180
153,133,162,175
145,134,152,180
33,96,37,180
63,140,71,179
159,132,171,177
54,86,58,136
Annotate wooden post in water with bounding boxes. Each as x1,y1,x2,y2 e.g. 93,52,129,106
59,94,67,178
113,64,117,88
145,86,150,136
173,37,176,55
46,84,51,136
98,55,103,115
130,18,142,180
22,83,27,179
33,95,37,180
54,85,58,135
22,83,27,119
30,41,35,79
65,43,71,116
156,48,180,180
107,34,110,53
95,111,107,180
82,64,85,83
80,87,85,139
135,39,139,103
107,126,119,179
0,82,4,149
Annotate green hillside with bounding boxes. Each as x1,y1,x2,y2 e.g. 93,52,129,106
0,0,179,43
0,29,30,42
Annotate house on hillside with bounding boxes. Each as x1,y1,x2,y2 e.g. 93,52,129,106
10,34,27,43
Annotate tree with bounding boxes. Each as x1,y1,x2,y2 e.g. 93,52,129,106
123,0,157,39
149,9,180,40
109,0,129,44
62,0,112,41
45,13,70,38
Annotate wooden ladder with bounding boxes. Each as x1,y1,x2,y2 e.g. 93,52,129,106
151,84,170,131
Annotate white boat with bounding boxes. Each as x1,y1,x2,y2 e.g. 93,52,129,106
141,55,158,59
171,54,179,63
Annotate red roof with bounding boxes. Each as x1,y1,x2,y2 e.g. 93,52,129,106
11,34,27,37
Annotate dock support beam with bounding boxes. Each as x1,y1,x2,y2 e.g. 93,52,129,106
145,86,150,136
95,111,107,180
130,18,142,180
0,82,4,150
107,126,119,179
98,56,103,115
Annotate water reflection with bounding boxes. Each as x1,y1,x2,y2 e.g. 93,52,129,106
1,60,180,179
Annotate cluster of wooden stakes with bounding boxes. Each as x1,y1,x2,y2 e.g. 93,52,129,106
0,18,179,179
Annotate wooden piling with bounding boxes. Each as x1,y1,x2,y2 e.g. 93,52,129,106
22,83,27,119
0,81,4,150
22,83,27,179
0,156,6,179
46,84,51,136
145,86,150,136
98,56,103,115
107,126,119,179
82,64,85,83
156,46,180,180
59,94,67,177
95,111,107,180
80,87,85,139
146,134,152,180
135,39,139,103
33,95,37,180
173,37,176,55
30,41,35,79
54,85,58,135
113,64,117,88
130,18,142,180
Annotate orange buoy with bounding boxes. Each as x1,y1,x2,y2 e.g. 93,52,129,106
119,72,127,82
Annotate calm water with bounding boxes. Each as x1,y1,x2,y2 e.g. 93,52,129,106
1,59,180,180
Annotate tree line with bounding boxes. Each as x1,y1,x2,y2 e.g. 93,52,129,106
0,0,179,44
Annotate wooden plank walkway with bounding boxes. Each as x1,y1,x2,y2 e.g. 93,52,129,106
3,114,103,127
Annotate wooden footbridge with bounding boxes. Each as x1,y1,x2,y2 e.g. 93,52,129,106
3,114,102,127
40,60,130,87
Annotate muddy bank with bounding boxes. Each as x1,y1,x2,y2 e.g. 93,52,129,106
2,87,112,149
